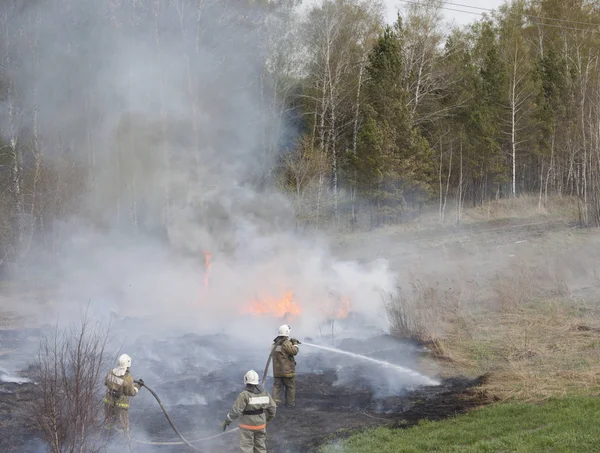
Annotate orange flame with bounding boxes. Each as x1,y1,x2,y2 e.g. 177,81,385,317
334,296,351,319
203,251,212,289
242,290,302,318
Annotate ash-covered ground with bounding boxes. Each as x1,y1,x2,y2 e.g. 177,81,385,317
0,317,487,453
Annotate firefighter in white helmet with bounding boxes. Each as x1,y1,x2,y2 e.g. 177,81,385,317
271,324,300,407
103,353,142,440
222,370,277,453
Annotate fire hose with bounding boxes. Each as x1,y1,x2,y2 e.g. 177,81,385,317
261,345,276,386
261,338,301,385
133,380,238,450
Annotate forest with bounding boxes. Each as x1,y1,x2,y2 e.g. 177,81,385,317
1,0,600,270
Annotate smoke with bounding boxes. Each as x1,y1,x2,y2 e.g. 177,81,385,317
0,1,421,451
0,0,397,339
0,370,31,384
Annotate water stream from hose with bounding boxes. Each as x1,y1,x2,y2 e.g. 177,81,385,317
303,343,440,386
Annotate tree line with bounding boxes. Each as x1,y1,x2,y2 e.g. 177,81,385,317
2,0,600,270
282,0,600,229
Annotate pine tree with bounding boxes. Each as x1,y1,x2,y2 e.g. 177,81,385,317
352,17,433,226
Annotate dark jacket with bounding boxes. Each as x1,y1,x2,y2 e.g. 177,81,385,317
272,336,299,378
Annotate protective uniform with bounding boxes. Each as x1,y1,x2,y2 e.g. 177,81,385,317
223,370,276,453
103,354,140,439
271,324,299,407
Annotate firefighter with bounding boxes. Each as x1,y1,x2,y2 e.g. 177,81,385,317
222,370,277,453
271,324,300,408
103,353,142,440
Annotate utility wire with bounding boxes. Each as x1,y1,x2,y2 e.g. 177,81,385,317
442,0,600,28
397,0,600,34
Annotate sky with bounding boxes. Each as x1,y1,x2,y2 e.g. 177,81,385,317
388,0,506,26
300,0,506,26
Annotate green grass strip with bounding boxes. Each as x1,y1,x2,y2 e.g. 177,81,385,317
319,397,600,453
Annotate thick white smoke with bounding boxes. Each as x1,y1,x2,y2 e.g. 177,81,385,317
0,0,397,341
0,3,437,451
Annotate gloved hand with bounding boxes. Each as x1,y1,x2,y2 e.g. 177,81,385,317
222,418,232,432
136,378,145,387
290,338,301,345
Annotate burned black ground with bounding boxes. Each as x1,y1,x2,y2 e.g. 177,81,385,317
128,369,488,453
0,328,489,453
267,373,488,453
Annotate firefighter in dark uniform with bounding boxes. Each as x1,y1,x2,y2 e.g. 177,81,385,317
271,324,300,407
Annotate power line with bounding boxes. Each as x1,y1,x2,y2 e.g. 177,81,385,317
396,0,600,34
442,1,593,26
442,0,600,28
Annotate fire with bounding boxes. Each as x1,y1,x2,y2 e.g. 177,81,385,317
335,296,351,319
242,290,302,318
203,251,212,289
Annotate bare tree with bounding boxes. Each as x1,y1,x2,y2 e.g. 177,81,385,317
282,135,329,229
302,0,383,225
499,7,535,199
24,4,44,255
262,0,304,167
153,0,171,226
456,137,464,225
1,3,24,254
401,0,451,125
28,312,110,453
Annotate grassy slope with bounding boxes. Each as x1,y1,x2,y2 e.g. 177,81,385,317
322,198,600,452
319,397,600,453
439,299,600,401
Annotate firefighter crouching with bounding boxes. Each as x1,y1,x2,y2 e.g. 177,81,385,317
222,370,277,453
103,353,142,438
271,324,300,408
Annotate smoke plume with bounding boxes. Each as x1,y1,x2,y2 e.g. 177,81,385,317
1,0,397,341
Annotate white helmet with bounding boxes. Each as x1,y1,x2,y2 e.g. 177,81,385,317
278,324,291,337
244,370,259,385
118,354,132,369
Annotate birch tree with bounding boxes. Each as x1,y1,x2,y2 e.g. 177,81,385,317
400,0,451,127
1,2,24,255
498,1,536,197
302,0,383,224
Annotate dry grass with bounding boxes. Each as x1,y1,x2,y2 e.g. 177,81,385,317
385,277,463,358
367,196,600,403
438,299,600,401
465,195,578,223
384,234,600,402
491,260,570,312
